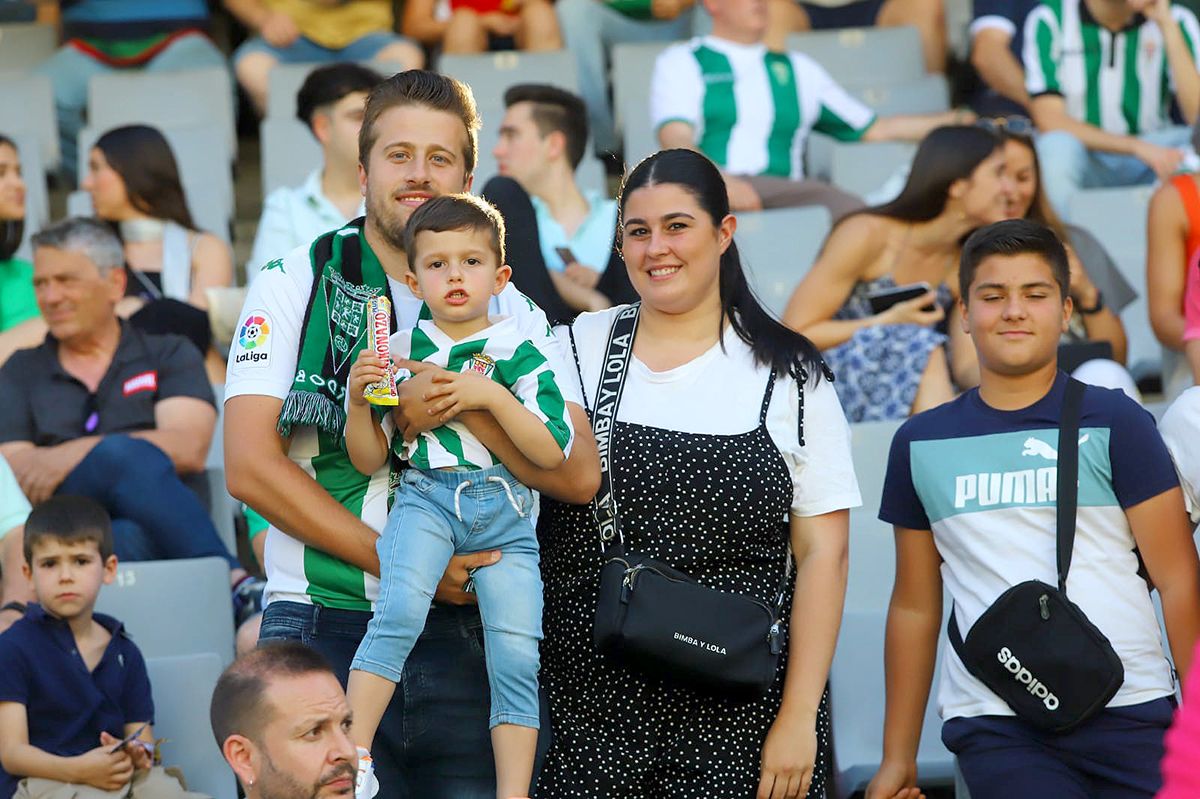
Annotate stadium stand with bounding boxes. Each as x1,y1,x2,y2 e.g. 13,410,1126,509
0,72,58,172
737,206,831,318
0,22,55,70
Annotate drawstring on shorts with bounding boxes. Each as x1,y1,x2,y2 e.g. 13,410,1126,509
453,475,527,522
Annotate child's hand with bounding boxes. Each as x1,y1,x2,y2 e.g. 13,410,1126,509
425,370,503,422
348,348,389,407
73,739,134,790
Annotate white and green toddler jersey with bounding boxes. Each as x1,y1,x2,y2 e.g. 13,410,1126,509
1024,0,1200,134
651,35,876,179
388,316,574,471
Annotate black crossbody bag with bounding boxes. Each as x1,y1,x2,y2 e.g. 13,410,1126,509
573,305,790,696
947,378,1124,733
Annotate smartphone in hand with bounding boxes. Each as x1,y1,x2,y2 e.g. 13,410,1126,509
555,246,579,266
867,281,935,315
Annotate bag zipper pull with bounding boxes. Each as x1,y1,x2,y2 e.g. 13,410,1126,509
768,621,782,655
1039,594,1050,620
621,566,641,604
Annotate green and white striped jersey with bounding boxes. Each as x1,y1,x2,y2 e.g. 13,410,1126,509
388,316,574,471
1023,0,1200,134
651,35,876,179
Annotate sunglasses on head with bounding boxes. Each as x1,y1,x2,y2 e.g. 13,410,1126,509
976,115,1036,139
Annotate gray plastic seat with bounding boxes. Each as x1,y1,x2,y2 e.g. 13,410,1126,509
77,123,234,242
436,50,579,102
737,206,831,319
146,653,238,799
0,72,58,170
1065,186,1157,379
851,73,950,116
828,140,917,199
265,60,409,120
88,67,236,159
786,25,926,89
611,40,675,166
94,556,234,665
0,22,56,70
260,116,322,197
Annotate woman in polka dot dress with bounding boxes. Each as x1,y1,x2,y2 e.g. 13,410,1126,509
535,149,862,798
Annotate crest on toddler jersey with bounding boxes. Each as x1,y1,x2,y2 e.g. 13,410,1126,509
461,353,496,378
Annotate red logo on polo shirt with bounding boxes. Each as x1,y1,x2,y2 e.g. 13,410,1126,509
122,371,158,396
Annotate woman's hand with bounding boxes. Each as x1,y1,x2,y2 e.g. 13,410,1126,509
1065,246,1100,309
865,759,926,799
879,290,944,327
757,712,816,799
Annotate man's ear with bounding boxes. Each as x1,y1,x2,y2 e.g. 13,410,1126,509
311,112,332,148
222,734,259,790
958,296,970,334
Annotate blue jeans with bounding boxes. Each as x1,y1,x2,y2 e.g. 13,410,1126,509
353,464,542,730
942,697,1175,799
260,601,555,798
33,32,227,184
57,435,238,568
555,0,694,154
232,32,413,66
1036,125,1193,215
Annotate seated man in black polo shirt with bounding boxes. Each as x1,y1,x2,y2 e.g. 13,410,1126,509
0,218,255,606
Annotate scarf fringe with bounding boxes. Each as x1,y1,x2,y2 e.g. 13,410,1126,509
277,390,347,441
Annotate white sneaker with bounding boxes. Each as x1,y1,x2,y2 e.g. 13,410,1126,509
355,747,379,799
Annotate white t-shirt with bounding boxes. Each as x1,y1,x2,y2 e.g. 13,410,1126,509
560,307,862,516
1159,385,1200,523
225,234,581,609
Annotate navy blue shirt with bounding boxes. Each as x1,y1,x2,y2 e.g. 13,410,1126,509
0,605,153,798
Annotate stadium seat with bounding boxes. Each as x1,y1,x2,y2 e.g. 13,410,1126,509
265,60,409,120
0,22,55,70
845,418,903,610
145,653,238,799
785,26,926,89
87,67,236,159
7,129,47,262
829,610,956,798
0,72,58,171
737,206,830,318
611,41,673,166
95,556,235,665
436,51,579,102
77,124,235,243
828,140,917,199
1064,186,1158,379
260,116,322,197
851,73,950,116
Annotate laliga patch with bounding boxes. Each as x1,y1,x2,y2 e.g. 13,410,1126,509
461,353,496,378
234,310,272,368
122,371,158,396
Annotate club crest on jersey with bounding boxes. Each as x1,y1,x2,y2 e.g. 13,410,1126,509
461,353,496,378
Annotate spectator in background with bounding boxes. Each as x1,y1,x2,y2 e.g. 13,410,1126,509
968,0,1035,115
1147,165,1200,399
0,137,35,336
0,218,257,613
555,0,696,159
1025,0,1200,214
226,0,423,115
653,0,967,217
765,0,946,73
782,126,1010,422
33,0,228,184
82,125,233,359
0,456,33,635
210,642,357,799
953,117,1141,397
482,84,637,323
248,63,381,279
402,0,563,54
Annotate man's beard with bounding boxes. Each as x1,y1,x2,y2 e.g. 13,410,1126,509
366,185,419,254
254,749,356,799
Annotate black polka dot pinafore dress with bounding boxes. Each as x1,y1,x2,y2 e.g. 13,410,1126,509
535,367,832,798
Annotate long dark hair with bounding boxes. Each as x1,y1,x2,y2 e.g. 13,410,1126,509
618,148,824,384
93,125,197,230
867,125,1002,223
1000,130,1070,241
0,134,23,260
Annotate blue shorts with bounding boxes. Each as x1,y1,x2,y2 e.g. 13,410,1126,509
942,697,1176,799
233,31,412,66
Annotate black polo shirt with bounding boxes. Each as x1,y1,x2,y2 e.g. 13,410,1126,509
0,322,215,447
0,603,154,798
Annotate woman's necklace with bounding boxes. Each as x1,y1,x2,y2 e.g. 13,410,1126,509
119,217,166,243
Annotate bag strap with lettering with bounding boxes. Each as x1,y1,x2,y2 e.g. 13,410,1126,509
590,305,640,552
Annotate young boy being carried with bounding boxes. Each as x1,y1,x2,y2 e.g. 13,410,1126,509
866,219,1200,799
0,496,201,799
344,194,573,799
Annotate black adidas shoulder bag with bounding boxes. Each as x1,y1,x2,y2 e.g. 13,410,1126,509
947,377,1124,733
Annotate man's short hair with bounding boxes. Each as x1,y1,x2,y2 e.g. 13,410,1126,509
358,70,481,175
31,217,124,276
503,84,589,170
296,63,384,131
959,218,1070,302
210,642,336,748
24,496,114,564
402,193,506,270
